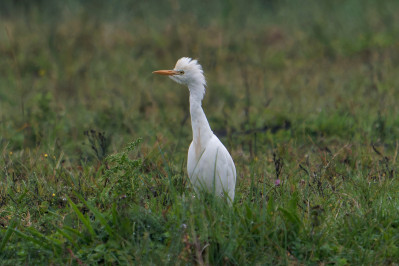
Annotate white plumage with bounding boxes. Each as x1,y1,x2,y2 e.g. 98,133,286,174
153,57,237,203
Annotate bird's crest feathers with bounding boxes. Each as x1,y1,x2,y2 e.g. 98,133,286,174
173,57,206,88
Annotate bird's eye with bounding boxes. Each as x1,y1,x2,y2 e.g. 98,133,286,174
179,71,185,75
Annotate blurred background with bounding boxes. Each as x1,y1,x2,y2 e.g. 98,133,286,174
2,2,399,263
1,0,399,167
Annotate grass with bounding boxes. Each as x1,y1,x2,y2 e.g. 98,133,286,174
1,0,399,264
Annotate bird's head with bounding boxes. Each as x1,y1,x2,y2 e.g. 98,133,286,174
153,57,206,88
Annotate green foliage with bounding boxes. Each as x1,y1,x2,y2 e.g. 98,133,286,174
101,139,143,202
1,0,399,264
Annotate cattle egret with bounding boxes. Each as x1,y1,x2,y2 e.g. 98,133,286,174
153,57,236,203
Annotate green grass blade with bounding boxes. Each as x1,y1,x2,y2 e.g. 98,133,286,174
11,228,52,250
25,227,62,252
62,225,84,238
56,228,78,248
17,188,29,203
67,196,96,237
278,207,303,229
73,192,114,236
111,203,117,226
0,219,17,252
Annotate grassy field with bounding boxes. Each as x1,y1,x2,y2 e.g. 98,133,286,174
1,0,399,264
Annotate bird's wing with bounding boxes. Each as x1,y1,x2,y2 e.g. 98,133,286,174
212,137,236,200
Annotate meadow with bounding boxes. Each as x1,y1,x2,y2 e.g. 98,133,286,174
1,0,399,264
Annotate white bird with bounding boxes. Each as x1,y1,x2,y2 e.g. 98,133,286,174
153,57,237,203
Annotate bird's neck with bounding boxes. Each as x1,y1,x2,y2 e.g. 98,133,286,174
189,84,213,149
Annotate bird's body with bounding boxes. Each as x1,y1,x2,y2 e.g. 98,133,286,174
153,57,236,203
187,135,236,201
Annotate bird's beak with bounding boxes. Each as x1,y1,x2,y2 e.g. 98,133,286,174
152,70,180,76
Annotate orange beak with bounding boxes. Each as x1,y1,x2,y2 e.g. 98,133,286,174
152,70,180,76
